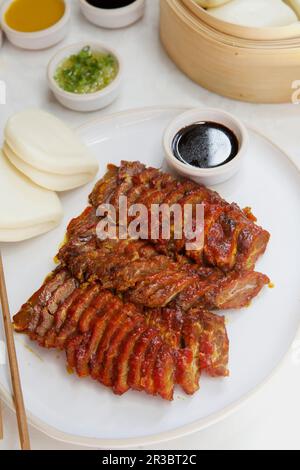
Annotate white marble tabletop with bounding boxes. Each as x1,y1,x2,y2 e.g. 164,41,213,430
0,0,300,450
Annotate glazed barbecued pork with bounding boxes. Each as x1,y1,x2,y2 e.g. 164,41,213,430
13,268,229,400
89,162,270,272
13,160,271,402
57,205,269,310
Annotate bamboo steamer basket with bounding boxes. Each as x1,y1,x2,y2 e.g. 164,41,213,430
177,0,300,49
181,0,300,41
160,0,300,103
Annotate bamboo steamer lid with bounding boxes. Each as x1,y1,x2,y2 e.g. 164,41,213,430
181,0,300,41
160,0,300,103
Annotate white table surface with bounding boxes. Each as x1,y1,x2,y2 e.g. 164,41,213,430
0,0,300,451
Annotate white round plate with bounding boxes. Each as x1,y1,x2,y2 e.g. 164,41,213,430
1,107,300,448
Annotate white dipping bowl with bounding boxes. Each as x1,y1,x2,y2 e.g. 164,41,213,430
163,108,249,186
1,0,70,50
47,42,123,112
79,0,145,29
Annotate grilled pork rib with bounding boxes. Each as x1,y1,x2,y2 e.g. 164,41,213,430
57,206,269,310
13,268,229,400
89,162,270,271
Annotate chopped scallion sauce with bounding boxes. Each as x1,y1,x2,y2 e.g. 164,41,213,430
54,46,118,94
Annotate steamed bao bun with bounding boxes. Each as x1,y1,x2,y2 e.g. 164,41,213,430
3,143,96,192
207,0,299,28
4,109,99,192
0,150,63,242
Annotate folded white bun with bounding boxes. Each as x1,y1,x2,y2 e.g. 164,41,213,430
0,150,63,242
3,142,97,192
0,222,62,243
208,0,298,27
4,109,99,176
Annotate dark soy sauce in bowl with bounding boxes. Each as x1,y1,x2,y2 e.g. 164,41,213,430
172,121,239,169
86,0,136,8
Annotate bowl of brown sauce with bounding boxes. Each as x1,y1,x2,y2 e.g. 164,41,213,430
163,108,249,186
79,0,145,29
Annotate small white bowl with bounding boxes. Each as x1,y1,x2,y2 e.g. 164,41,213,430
163,108,249,186
79,0,145,29
1,0,70,50
47,42,123,112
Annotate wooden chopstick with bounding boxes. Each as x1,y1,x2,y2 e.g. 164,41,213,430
0,251,30,450
0,398,3,440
